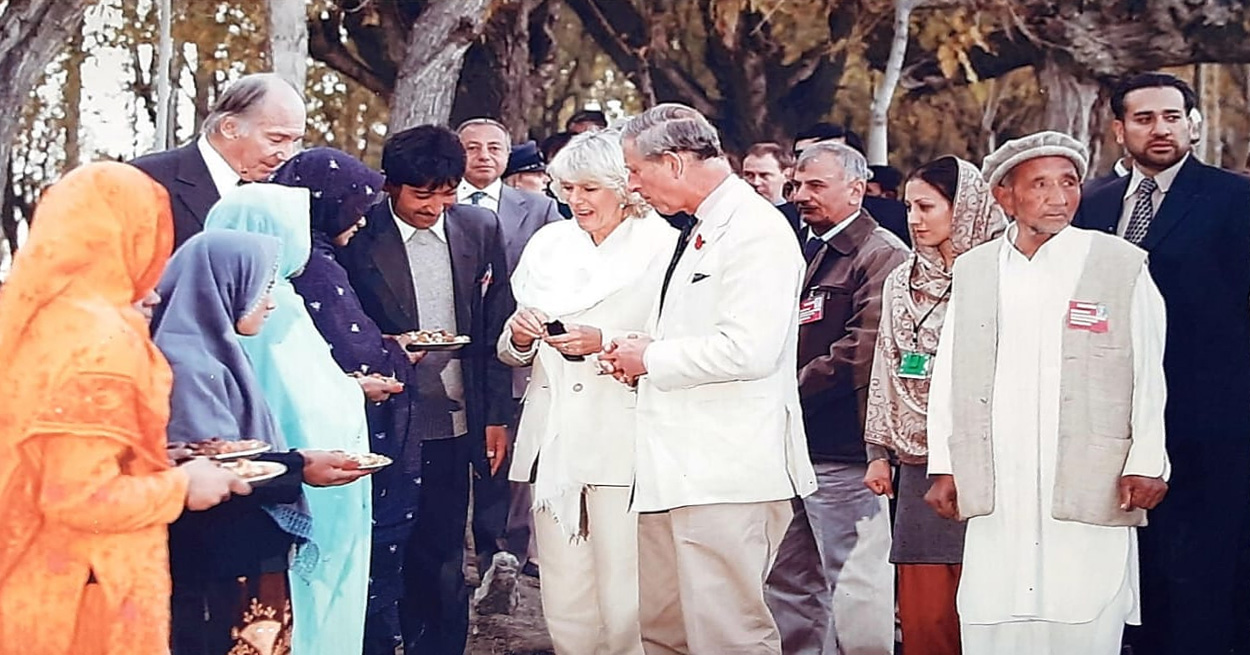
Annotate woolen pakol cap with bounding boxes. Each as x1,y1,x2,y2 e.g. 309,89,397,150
981,130,1089,188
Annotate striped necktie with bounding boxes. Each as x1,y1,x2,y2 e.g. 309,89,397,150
1123,177,1158,245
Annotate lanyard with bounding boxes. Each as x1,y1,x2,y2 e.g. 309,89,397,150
908,258,951,350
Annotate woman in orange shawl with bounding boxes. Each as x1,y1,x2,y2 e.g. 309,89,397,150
0,162,247,655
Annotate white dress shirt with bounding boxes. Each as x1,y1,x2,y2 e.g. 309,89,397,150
196,135,241,198
1115,154,1188,237
391,199,447,243
457,178,503,213
802,209,861,243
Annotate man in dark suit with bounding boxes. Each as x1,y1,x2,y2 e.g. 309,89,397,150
776,123,911,247
1074,72,1250,655
131,73,306,248
765,141,907,654
456,117,562,581
337,125,514,655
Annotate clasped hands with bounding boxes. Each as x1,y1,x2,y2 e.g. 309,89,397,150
508,307,650,386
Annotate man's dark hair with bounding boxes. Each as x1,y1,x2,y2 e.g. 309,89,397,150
794,122,865,156
1110,73,1198,121
381,125,466,190
869,165,904,193
567,110,608,130
745,142,796,170
541,131,575,162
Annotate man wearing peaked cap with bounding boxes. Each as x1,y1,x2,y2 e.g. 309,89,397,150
503,140,548,195
924,130,1170,654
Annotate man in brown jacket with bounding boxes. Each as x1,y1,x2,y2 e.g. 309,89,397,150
765,141,908,654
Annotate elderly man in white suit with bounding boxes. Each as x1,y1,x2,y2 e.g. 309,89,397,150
601,103,818,655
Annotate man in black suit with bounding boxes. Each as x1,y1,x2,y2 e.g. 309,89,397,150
1075,72,1250,655
131,73,306,248
337,125,514,655
456,117,562,582
776,123,911,247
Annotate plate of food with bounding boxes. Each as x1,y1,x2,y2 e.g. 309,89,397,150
188,438,272,461
222,459,287,485
343,452,393,471
403,329,471,352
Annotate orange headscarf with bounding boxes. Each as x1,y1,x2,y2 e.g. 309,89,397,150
0,161,175,584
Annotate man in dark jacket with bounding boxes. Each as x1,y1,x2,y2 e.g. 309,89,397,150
765,141,908,655
1075,72,1250,655
337,125,514,655
131,73,305,248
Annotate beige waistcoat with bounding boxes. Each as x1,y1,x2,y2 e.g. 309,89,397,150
948,231,1148,527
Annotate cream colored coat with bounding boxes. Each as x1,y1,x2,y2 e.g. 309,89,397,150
499,220,675,489
633,176,818,512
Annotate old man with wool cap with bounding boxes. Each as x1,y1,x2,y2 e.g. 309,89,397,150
922,130,1171,655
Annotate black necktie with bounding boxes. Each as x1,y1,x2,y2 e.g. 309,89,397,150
660,212,698,314
803,235,825,264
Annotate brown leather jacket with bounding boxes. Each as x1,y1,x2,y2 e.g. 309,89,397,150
796,211,909,463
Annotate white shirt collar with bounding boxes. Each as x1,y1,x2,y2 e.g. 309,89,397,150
1000,220,1081,265
1113,158,1131,177
1123,153,1189,200
805,209,861,242
390,198,447,243
457,178,503,204
197,135,240,197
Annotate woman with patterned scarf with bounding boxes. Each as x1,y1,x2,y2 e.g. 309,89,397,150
862,156,1006,655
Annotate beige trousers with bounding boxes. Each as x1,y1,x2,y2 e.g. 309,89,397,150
533,485,645,655
638,500,794,655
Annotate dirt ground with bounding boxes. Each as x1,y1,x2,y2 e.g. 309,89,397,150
467,574,554,655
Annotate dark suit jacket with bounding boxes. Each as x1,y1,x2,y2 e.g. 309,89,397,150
338,201,516,441
496,186,562,276
796,212,909,463
779,196,911,247
1082,170,1126,197
1075,157,1250,459
131,143,220,249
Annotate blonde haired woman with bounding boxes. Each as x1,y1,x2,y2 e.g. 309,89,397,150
498,130,676,654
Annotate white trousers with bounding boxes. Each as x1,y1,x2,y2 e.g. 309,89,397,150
961,567,1133,655
532,485,645,655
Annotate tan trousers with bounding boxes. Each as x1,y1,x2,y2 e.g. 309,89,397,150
638,500,793,655
533,485,645,655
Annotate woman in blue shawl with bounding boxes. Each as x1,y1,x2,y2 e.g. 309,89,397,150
153,229,308,655
272,147,421,655
203,184,376,655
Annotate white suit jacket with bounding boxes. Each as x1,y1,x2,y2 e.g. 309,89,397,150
634,176,818,512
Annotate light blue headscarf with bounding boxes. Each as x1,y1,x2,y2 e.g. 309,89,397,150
204,184,372,655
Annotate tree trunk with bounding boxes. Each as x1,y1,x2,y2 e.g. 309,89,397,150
1036,52,1101,153
451,0,552,139
63,28,85,168
153,0,174,151
867,0,916,165
268,0,309,92
387,0,494,134
0,0,92,257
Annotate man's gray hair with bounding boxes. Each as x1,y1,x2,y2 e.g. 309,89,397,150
796,141,870,182
456,117,512,145
201,73,298,136
547,130,649,219
620,103,723,160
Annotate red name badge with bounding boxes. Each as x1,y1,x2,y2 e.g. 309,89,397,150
799,294,825,325
1067,300,1108,333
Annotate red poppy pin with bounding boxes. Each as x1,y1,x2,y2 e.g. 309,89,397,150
694,234,705,250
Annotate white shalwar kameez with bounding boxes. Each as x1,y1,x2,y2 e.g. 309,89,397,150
927,225,1169,655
